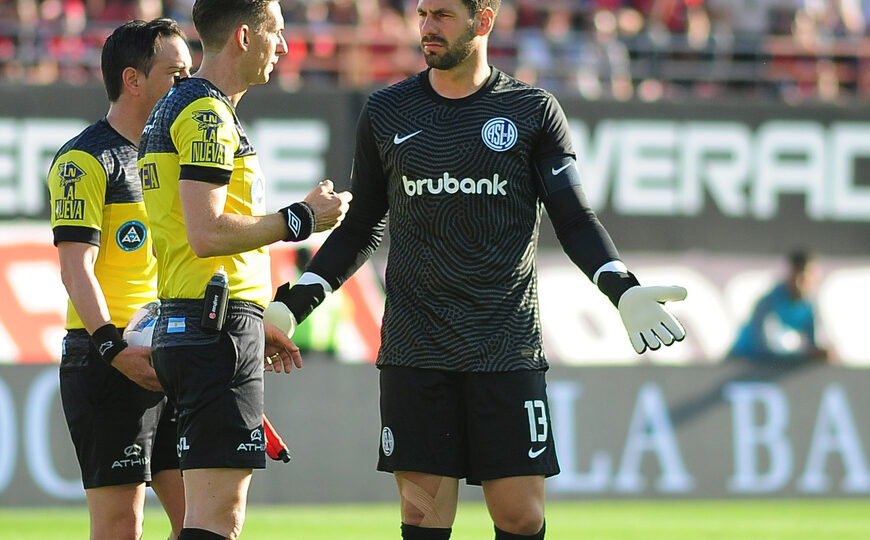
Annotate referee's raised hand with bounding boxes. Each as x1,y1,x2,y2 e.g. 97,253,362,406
304,179,353,232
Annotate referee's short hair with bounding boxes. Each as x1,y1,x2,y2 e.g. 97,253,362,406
192,0,275,53
101,18,187,102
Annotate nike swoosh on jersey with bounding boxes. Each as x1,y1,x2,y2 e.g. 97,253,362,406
551,163,571,176
528,446,547,459
393,130,423,144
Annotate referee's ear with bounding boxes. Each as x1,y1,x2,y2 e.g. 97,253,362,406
121,66,143,98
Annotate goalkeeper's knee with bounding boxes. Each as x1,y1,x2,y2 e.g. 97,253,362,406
494,521,545,539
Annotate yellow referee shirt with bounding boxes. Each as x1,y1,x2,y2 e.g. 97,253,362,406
48,118,158,329
138,78,271,307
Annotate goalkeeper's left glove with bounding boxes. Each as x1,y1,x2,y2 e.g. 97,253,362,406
598,271,687,354
264,273,332,338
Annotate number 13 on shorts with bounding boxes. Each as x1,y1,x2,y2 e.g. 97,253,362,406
524,399,549,442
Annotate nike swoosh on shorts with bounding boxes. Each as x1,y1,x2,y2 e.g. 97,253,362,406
528,446,547,458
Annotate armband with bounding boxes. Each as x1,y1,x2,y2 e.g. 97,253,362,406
90,323,128,366
279,202,315,242
534,155,581,197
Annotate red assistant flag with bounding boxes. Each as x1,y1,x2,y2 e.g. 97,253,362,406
263,414,291,463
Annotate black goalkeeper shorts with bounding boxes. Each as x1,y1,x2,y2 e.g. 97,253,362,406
377,366,560,485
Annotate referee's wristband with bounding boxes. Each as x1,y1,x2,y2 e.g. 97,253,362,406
90,323,128,366
279,202,315,242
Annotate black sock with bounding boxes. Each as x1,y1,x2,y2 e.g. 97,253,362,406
177,528,228,540
494,521,545,539
401,523,452,539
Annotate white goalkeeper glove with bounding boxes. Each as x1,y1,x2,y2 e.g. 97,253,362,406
617,285,687,354
266,271,333,338
263,301,298,338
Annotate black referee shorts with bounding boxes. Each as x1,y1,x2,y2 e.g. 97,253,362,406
151,299,266,471
60,330,178,489
377,366,560,485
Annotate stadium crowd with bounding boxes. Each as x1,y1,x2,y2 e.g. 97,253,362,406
1,0,868,102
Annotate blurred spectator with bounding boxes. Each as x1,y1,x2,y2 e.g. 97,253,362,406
792,0,864,100
577,9,634,100
163,0,195,25
727,250,834,364
1,0,870,101
515,2,573,89
489,0,518,73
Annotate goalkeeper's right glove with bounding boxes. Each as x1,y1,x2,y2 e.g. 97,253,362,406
616,285,687,354
264,273,331,337
597,271,687,354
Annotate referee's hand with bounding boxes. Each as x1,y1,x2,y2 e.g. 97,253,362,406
112,346,163,392
304,179,352,232
264,321,303,373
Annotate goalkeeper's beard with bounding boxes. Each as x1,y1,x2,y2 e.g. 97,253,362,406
422,24,476,71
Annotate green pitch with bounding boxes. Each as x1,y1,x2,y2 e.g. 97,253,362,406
1,499,869,539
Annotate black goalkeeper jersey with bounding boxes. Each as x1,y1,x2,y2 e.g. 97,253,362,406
310,68,577,372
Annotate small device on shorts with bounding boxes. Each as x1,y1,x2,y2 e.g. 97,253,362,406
201,266,229,332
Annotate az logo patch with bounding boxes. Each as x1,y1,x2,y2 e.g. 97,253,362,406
116,220,147,251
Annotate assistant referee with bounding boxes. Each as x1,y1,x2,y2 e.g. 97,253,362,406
49,19,192,540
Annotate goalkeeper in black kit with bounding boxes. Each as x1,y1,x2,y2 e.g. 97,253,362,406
266,0,687,538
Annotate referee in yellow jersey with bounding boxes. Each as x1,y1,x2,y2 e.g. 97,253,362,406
138,1,351,539
49,19,192,540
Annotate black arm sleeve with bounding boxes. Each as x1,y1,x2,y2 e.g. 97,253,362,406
539,165,621,281
532,94,621,282
305,101,389,291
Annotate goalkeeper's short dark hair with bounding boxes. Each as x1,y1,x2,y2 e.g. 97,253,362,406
101,18,187,102
461,0,502,16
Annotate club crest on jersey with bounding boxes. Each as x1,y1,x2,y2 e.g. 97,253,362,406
54,161,86,220
116,220,147,251
191,110,226,164
481,117,517,152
